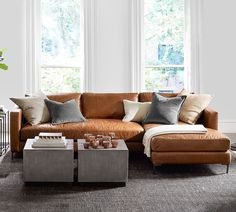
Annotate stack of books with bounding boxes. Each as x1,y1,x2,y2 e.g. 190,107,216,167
32,132,67,148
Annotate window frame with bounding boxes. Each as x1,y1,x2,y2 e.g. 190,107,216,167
130,0,202,93
25,0,96,94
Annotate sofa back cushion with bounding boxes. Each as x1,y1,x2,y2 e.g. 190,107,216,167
139,92,178,102
82,93,138,119
47,93,81,107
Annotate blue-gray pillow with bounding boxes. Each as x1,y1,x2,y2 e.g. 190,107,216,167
143,93,186,125
44,99,86,124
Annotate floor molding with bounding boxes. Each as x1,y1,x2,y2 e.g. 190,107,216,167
219,120,236,133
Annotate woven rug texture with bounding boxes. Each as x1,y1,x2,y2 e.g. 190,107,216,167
0,151,236,212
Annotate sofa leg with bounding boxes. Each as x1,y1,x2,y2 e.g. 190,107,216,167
153,165,157,174
153,164,161,174
226,164,229,174
11,152,14,160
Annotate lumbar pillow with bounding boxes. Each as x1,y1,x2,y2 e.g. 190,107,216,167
10,94,50,125
143,93,186,125
178,89,212,124
122,100,151,122
44,99,86,124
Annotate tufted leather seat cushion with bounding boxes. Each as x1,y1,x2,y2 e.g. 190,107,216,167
143,123,230,152
21,119,144,141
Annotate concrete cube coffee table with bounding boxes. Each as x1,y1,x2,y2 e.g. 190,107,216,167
23,139,74,182
77,139,128,183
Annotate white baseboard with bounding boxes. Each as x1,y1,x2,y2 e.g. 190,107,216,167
219,120,236,133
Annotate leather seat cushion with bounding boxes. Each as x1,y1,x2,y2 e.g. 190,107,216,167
21,119,144,141
143,123,230,152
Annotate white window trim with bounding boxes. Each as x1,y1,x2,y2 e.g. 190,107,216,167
185,0,203,93
130,0,144,92
25,0,41,94
130,0,202,93
25,0,93,94
82,0,96,92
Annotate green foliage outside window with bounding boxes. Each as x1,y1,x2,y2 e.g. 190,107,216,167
0,49,8,71
145,67,184,91
144,0,184,92
41,0,81,93
41,67,80,93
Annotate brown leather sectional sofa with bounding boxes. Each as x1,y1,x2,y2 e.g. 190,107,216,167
10,92,231,170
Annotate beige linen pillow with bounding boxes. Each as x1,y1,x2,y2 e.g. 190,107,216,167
10,94,50,125
178,89,212,124
122,100,151,122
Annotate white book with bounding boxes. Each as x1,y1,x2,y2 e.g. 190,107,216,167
38,132,63,140
35,136,65,142
32,140,67,148
39,132,63,137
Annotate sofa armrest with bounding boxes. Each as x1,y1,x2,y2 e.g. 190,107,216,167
10,108,22,153
200,107,218,130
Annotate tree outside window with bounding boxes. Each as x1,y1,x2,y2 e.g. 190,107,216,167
41,0,81,93
144,0,185,92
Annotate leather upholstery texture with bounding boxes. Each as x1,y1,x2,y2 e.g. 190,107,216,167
149,128,230,152
143,121,230,152
21,119,144,141
197,106,218,130
10,92,230,167
47,93,81,107
81,93,138,119
10,108,22,152
151,151,231,165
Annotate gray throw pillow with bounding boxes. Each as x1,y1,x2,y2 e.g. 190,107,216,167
143,93,186,125
44,99,86,124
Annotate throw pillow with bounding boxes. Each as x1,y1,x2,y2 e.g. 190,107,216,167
177,89,212,124
122,100,151,122
143,93,186,125
44,99,86,124
10,95,50,125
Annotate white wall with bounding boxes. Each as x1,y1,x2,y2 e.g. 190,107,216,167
93,0,131,92
0,0,236,132
200,0,236,132
0,0,26,109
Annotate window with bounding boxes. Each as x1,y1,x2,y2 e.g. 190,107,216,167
40,0,82,93
144,0,185,92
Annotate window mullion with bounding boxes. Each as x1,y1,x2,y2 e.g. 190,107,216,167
25,0,41,94
131,0,144,92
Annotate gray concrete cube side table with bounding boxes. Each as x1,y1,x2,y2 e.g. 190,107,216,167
23,139,74,182
77,139,129,183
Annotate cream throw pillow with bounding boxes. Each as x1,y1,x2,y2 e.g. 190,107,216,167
123,100,151,122
10,93,50,125
178,89,212,124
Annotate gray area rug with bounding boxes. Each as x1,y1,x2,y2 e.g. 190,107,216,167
0,151,236,212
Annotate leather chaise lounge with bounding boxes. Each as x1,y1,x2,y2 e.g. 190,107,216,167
10,92,231,172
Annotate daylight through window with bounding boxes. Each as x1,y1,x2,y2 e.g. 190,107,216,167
41,0,81,93
144,0,185,92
